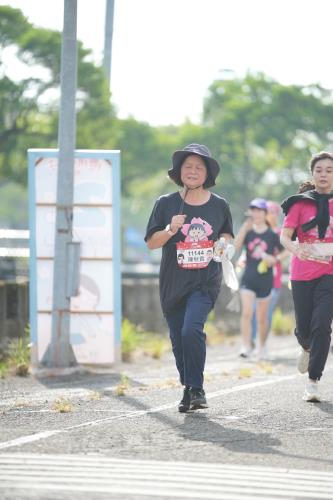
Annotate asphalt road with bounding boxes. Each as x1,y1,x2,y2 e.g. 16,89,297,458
1,334,333,499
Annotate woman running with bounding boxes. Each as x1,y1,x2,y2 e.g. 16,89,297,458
280,151,333,402
235,198,282,359
145,143,234,412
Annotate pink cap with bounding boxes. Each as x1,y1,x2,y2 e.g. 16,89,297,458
267,200,281,216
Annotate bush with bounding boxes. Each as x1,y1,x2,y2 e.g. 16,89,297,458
0,332,31,377
121,319,141,361
121,318,169,361
272,307,294,336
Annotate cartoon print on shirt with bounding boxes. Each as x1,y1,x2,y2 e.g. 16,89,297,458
181,217,213,242
177,253,185,265
248,237,268,259
206,248,214,261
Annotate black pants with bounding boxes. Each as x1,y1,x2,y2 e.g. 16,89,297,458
165,290,213,389
291,275,333,380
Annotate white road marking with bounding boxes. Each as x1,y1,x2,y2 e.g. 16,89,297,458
0,373,298,450
0,431,62,450
0,454,332,499
7,408,128,414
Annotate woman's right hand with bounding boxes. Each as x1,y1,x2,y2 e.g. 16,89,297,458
170,214,186,233
242,216,253,231
234,217,253,252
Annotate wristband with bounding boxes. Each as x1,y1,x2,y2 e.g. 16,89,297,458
165,224,176,236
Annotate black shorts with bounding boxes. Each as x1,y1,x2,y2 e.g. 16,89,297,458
240,277,272,299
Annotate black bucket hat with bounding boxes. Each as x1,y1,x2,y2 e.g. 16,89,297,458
168,143,220,188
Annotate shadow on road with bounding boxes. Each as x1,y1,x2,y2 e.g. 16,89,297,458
180,412,281,454
34,369,146,392
178,411,333,465
314,400,333,417
105,390,333,466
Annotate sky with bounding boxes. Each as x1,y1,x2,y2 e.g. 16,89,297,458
1,0,333,126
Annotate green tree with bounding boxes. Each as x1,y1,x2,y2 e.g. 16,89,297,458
203,72,333,222
2,6,333,244
0,6,117,186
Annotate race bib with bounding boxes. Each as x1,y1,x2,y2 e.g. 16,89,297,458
300,241,333,264
176,240,214,269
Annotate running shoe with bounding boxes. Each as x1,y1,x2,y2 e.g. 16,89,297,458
189,388,208,409
253,344,269,361
303,380,321,402
297,348,310,374
239,346,252,358
178,386,191,413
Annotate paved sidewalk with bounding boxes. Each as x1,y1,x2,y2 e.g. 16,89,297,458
0,334,298,410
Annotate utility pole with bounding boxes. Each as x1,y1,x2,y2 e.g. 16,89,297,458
42,0,79,368
103,0,115,84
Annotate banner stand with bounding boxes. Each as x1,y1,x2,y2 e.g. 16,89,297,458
28,149,121,368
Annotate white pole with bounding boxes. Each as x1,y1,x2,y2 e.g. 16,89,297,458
42,0,78,368
103,0,115,85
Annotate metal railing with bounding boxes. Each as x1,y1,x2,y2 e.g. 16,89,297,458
0,229,29,280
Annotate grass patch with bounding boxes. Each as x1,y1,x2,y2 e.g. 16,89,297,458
88,391,102,401
0,361,9,379
258,362,273,374
115,374,129,396
140,334,168,359
121,319,141,361
121,318,169,362
238,367,253,379
52,398,74,413
205,311,227,346
0,332,31,377
13,398,30,408
272,308,294,336
121,311,231,361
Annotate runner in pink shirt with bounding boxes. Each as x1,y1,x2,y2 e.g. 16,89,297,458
280,151,333,402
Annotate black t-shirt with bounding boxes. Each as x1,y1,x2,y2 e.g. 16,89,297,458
241,228,282,287
145,192,234,315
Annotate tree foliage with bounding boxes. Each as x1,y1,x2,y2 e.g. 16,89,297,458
202,73,333,219
1,6,333,236
0,6,117,185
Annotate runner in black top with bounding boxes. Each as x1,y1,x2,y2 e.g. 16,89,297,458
145,144,234,412
235,198,282,360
